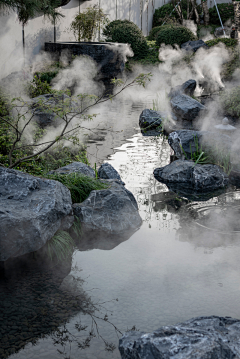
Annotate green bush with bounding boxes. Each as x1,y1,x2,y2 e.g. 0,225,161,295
103,20,149,59
148,26,163,41
35,70,59,84
46,172,108,203
156,24,197,47
152,4,177,27
205,38,238,48
27,75,55,98
220,86,240,118
209,3,234,25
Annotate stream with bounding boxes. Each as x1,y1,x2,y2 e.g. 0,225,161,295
3,97,240,359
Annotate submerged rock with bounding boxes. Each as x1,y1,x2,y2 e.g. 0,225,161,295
98,162,124,184
0,166,73,261
49,161,95,178
119,316,240,359
170,93,206,121
139,109,163,129
154,160,228,191
181,39,208,52
73,180,142,234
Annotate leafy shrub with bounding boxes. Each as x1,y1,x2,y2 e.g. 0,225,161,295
220,86,240,118
209,3,234,25
70,5,108,41
27,76,55,98
148,26,163,41
205,38,238,48
46,172,108,203
197,24,219,39
35,70,59,84
156,25,197,47
152,4,177,27
103,20,149,59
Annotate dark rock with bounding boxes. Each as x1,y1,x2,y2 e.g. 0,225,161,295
168,130,231,159
0,166,73,261
73,180,142,234
119,316,240,359
170,93,206,121
181,39,208,52
45,42,131,80
169,79,197,98
31,93,71,127
49,161,95,178
98,162,124,185
153,160,228,191
139,109,163,129
214,26,231,38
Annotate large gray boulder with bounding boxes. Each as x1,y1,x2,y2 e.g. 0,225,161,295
169,79,197,98
0,166,73,261
73,180,142,234
49,161,95,178
168,130,231,159
119,316,240,359
181,39,208,52
170,93,206,121
154,160,228,191
98,162,124,185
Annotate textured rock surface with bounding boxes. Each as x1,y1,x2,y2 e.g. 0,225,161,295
45,42,130,79
119,316,240,359
168,130,231,159
73,180,142,234
214,26,231,37
181,39,208,52
139,109,163,129
0,166,73,261
170,93,206,121
169,79,197,98
98,162,124,184
154,160,228,191
49,161,95,178
31,93,71,127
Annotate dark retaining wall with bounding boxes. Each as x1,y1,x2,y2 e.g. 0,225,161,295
45,42,127,79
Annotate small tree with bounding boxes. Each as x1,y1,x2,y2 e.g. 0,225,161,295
0,74,151,170
70,5,108,42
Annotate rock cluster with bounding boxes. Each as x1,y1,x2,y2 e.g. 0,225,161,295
0,166,73,261
119,316,240,359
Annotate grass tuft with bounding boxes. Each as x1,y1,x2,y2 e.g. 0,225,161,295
46,172,108,203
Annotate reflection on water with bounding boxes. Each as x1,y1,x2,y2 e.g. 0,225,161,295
4,99,240,359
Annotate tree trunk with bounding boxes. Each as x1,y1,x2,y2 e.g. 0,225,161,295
22,23,25,66
202,0,209,25
233,1,240,39
190,0,200,24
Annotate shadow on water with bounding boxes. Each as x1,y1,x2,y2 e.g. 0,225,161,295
0,245,121,359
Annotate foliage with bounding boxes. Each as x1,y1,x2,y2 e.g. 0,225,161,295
220,85,240,118
27,75,55,98
197,24,219,39
152,3,178,27
156,24,197,47
181,135,232,174
205,38,238,48
0,73,151,171
209,3,234,25
222,48,240,79
35,70,59,84
70,5,108,42
103,20,149,59
46,172,108,203
148,26,163,41
47,230,75,262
